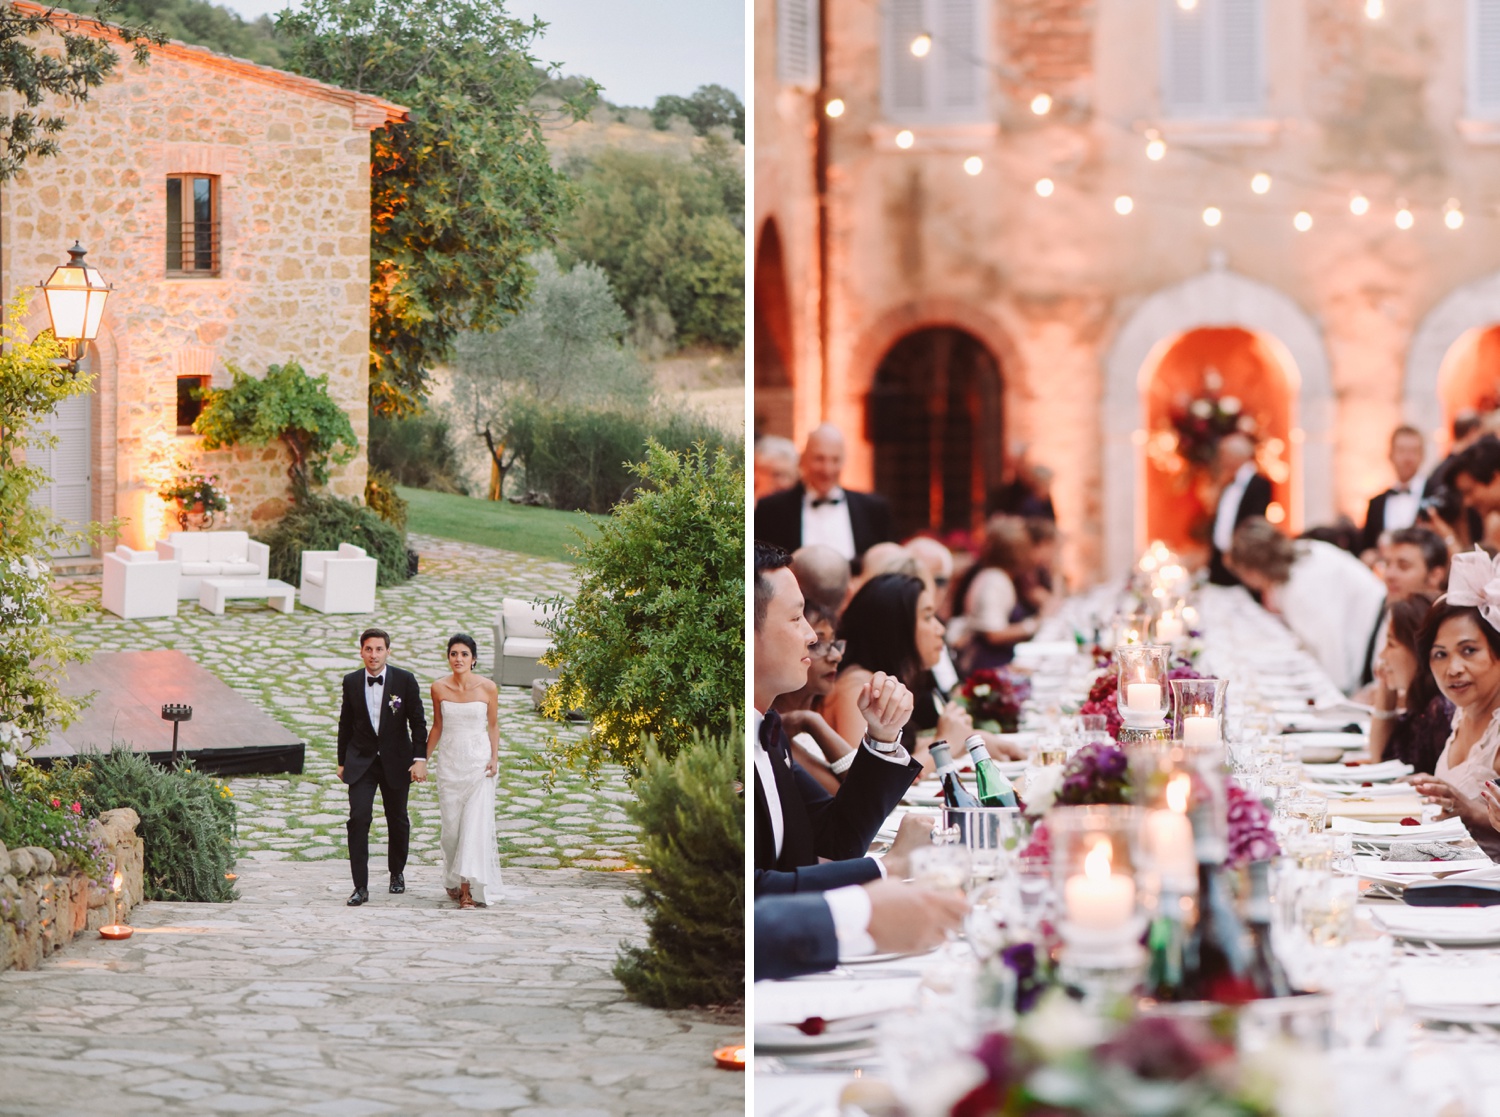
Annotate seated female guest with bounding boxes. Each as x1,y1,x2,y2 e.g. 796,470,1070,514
1227,517,1386,694
949,517,1044,673
1367,592,1452,774
772,602,855,794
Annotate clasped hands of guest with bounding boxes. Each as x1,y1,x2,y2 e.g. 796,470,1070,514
856,671,914,743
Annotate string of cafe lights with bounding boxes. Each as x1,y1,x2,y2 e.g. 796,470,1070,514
822,0,1473,235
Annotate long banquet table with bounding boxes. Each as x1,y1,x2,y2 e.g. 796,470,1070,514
753,583,1500,1117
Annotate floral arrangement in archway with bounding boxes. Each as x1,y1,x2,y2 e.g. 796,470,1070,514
1147,370,1261,478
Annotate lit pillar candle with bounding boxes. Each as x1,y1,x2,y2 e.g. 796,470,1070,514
1156,615,1185,644
1064,839,1136,930
1126,681,1161,714
1145,773,1196,890
1183,715,1219,746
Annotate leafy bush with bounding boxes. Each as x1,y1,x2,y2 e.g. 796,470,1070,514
613,727,744,1008
505,398,743,515
650,84,744,143
369,412,469,495
0,791,108,877
542,442,743,775
89,747,237,903
364,469,409,532
255,494,410,587
11,756,96,818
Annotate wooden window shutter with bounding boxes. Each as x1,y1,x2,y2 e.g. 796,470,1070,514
778,0,820,90
885,0,928,114
1217,0,1264,113
1163,0,1209,113
1472,0,1500,115
937,0,982,112
1162,0,1263,116
884,0,986,120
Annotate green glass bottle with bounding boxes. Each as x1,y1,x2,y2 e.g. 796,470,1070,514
964,734,1018,808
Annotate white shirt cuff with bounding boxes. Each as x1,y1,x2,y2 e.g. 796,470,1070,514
824,884,876,959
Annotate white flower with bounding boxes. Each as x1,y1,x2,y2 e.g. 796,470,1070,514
1021,765,1065,818
1190,400,1212,419
1020,990,1106,1058
1221,396,1241,414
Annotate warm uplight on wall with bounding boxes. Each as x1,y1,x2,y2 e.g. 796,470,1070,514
964,156,984,175
910,33,932,57
1349,193,1370,216
1365,0,1384,18
1445,200,1465,229
1250,172,1271,194
1115,195,1134,215
1266,502,1286,525
1030,93,1052,115
1177,0,1198,9
825,98,845,118
1035,177,1055,197
1293,211,1313,232
895,129,914,149
1145,134,1166,161
1395,204,1414,230
1202,206,1222,227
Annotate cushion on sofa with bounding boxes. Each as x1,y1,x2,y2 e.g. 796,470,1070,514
180,562,221,576
304,572,325,587
336,544,367,559
171,534,212,563
503,636,552,658
219,562,261,576
207,532,249,563
116,547,156,564
501,598,550,640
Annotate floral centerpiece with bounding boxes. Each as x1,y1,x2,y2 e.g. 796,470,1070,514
958,667,1032,732
1158,370,1261,474
1225,779,1279,867
159,472,231,530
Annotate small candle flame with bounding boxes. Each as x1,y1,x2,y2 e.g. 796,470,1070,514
1166,772,1191,814
112,873,123,894
1083,838,1113,881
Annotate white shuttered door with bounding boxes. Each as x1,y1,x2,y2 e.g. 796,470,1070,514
1472,0,1500,116
1162,0,1264,117
27,390,92,558
778,0,821,90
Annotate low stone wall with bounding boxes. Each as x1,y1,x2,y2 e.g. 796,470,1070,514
0,807,145,973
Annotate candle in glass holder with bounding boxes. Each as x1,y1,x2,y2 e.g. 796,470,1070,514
1144,773,1196,889
1064,838,1136,930
1183,715,1220,746
1156,614,1185,644
1126,681,1161,714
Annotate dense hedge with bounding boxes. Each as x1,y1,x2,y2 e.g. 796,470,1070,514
255,494,411,586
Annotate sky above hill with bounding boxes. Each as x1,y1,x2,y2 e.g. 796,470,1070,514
215,0,745,108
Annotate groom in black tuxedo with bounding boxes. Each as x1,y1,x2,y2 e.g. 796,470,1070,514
337,628,428,906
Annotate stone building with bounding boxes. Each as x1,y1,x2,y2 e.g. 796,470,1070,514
7,6,405,553
756,0,1500,582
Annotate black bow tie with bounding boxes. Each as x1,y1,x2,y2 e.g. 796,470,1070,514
810,496,842,508
1392,486,1410,495
760,709,788,764
367,675,384,687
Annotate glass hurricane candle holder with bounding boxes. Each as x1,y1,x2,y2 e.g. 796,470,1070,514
1117,610,1154,646
1154,607,1187,646
1116,644,1171,729
1171,676,1228,745
1048,805,1147,1003
1127,742,1226,897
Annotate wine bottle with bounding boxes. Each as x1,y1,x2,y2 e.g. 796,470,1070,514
1144,887,1190,1002
1181,805,1257,1003
930,741,979,808
964,734,1019,808
1244,859,1293,998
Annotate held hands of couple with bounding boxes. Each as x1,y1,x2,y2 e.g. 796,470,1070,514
856,671,914,744
410,759,428,783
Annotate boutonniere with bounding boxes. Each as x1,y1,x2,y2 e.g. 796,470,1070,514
387,695,402,714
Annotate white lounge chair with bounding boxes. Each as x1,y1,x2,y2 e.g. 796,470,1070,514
101,545,181,619
491,597,556,687
299,543,378,614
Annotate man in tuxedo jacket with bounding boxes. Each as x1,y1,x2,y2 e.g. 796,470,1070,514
1358,425,1428,559
753,542,921,897
1208,432,1273,587
337,628,428,906
754,424,897,562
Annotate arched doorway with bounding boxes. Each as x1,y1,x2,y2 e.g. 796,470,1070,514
868,327,1003,539
1142,328,1295,563
1406,271,1500,446
1434,325,1500,442
754,220,794,439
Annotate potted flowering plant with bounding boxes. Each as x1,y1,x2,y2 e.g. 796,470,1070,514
159,472,231,530
958,667,1032,732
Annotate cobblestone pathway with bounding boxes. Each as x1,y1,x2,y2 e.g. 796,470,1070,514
53,535,642,873
0,860,744,1116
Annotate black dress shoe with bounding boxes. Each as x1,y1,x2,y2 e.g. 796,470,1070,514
389,873,405,894
347,888,369,906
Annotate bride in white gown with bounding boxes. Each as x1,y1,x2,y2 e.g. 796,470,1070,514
423,634,503,908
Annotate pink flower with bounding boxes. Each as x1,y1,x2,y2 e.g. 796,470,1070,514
49,798,60,808
70,802,81,814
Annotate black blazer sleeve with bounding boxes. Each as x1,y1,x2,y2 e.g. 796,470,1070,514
754,485,805,553
754,857,883,897
802,749,921,863
1237,474,1273,525
336,673,355,767
1359,493,1388,556
404,670,429,762
755,894,839,981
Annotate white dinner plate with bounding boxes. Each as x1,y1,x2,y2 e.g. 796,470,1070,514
754,1020,880,1053
1376,909,1500,946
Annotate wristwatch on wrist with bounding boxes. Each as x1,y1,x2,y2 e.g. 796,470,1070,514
866,730,902,755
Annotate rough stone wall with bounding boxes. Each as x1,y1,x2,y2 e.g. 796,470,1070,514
1,35,384,549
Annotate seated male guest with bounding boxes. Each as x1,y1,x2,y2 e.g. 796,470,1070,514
1209,433,1272,587
754,542,922,896
1450,434,1500,550
755,424,897,562
792,544,854,619
1354,526,1450,694
1359,425,1429,560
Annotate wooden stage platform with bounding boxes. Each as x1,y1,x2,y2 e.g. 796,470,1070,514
35,650,305,775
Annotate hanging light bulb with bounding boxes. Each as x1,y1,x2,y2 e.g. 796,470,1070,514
1294,211,1313,232
825,98,846,118
1115,195,1134,215
964,156,984,176
1446,208,1464,230
1365,0,1384,17
1146,132,1166,161
1395,203,1414,230
910,32,933,57
1035,177,1055,197
1178,0,1198,9
1349,193,1370,216
1202,206,1222,227
895,129,915,149
1031,93,1052,116
1251,172,1271,194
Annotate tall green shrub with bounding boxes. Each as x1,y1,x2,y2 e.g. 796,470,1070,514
89,748,237,903
255,494,410,586
613,728,743,1009
369,412,469,495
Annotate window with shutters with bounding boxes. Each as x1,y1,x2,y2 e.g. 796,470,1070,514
882,0,988,123
778,0,820,89
1160,0,1265,118
166,174,221,277
1471,0,1500,117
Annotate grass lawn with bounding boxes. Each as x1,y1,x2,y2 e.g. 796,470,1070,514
398,485,605,563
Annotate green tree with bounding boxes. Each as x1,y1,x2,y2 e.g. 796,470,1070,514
193,360,358,496
276,0,598,417
541,441,743,778
558,146,744,350
650,84,744,143
111,0,282,66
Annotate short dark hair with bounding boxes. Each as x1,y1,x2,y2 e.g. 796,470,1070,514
1455,412,1484,442
360,627,390,649
754,541,793,631
1391,424,1424,448
1387,526,1449,576
447,632,479,662
1452,434,1500,486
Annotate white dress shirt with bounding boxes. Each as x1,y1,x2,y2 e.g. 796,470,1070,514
1213,462,1258,552
364,669,386,733
801,487,858,561
1382,475,1426,534
823,884,877,958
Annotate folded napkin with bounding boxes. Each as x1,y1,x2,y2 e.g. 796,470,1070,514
1384,841,1488,861
1374,908,1500,940
1395,960,1500,1007
1314,783,1413,798
1330,816,1467,841
1303,759,1413,782
754,976,923,1025
1274,732,1367,751
1352,856,1492,878
1322,796,1425,823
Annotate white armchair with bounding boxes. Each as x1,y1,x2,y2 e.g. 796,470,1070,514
491,597,557,687
155,531,270,599
300,543,378,614
102,546,181,619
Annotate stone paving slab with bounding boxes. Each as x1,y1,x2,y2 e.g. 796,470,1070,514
0,860,744,1116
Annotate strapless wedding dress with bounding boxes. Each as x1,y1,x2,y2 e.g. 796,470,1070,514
435,700,503,904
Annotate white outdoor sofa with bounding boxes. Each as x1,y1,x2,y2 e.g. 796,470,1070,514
155,531,270,599
101,545,181,619
491,597,557,688
299,543,378,614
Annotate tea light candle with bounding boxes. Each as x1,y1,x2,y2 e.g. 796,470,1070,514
1064,839,1136,930
1183,715,1219,746
1156,615,1185,644
1125,681,1161,714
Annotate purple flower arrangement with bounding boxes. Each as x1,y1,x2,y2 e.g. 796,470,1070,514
1225,777,1280,867
1052,742,1133,807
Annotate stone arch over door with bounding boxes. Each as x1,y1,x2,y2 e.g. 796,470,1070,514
1103,269,1333,579
754,218,795,439
1405,271,1500,448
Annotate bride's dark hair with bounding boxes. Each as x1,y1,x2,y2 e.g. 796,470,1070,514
447,633,479,665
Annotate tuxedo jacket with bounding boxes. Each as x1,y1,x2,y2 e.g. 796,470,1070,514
753,734,920,876
337,665,429,783
1208,472,1273,586
754,482,897,558
755,894,839,981
1359,483,1428,556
